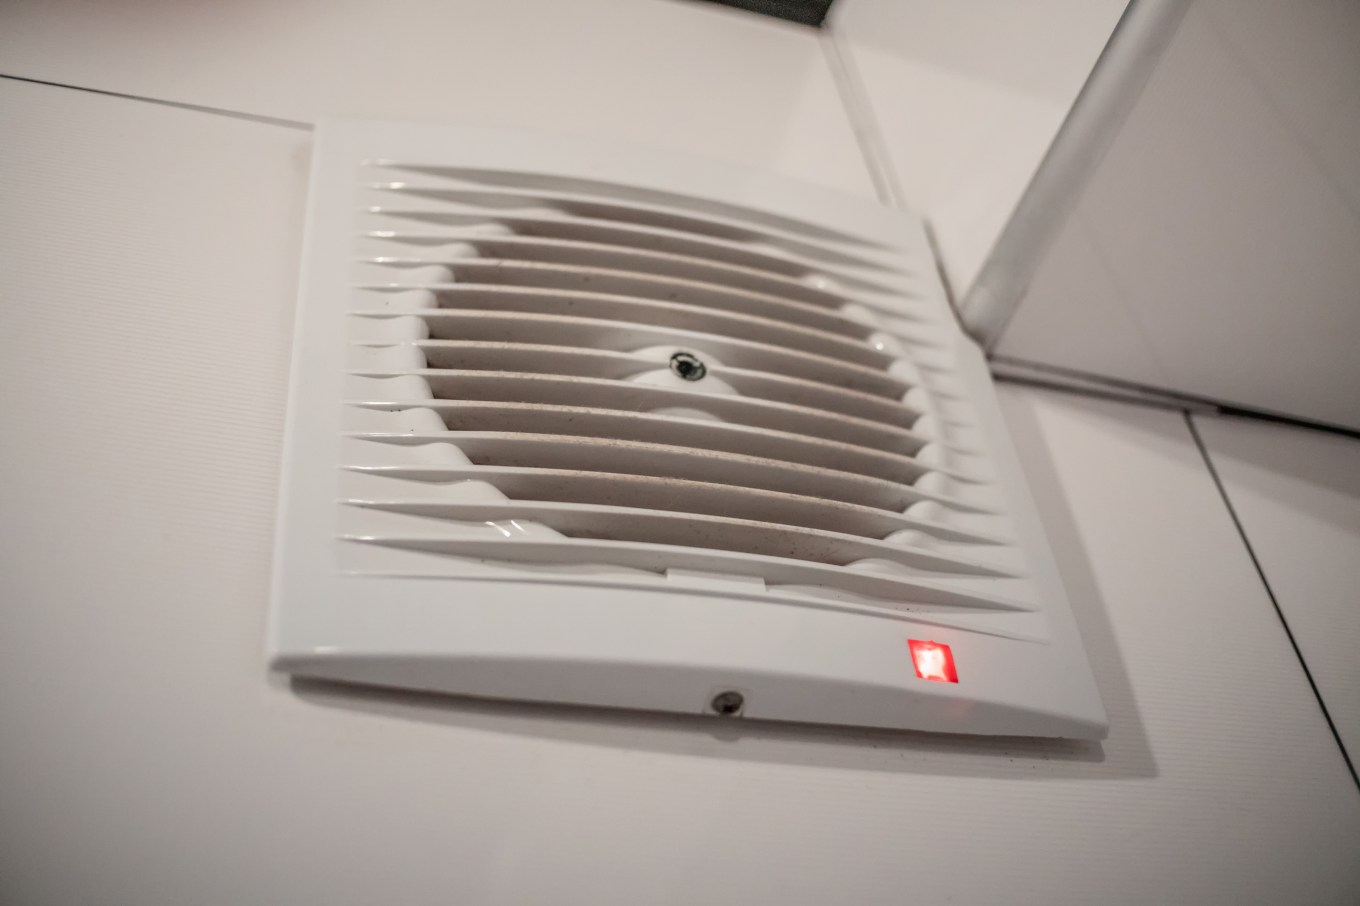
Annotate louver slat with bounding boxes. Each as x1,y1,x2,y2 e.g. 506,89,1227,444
361,285,892,364
354,342,923,426
356,310,913,397
343,536,1030,615
343,498,1016,578
348,434,990,513
339,465,1007,545
369,182,882,254
360,232,906,299
364,212,890,280
373,165,890,247
348,370,939,455
347,400,966,484
362,260,876,338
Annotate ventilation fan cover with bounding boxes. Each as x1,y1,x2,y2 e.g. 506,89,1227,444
269,120,1106,739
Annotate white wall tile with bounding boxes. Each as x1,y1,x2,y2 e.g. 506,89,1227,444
996,206,1171,384
996,1,1360,429
0,0,877,199
1080,2,1360,427
1203,0,1360,216
1194,414,1360,765
831,0,1126,294
835,0,1130,102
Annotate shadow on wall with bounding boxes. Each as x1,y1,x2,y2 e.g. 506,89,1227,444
287,390,1155,783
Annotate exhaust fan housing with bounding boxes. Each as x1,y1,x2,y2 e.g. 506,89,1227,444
269,120,1107,739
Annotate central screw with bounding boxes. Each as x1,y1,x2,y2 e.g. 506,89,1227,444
669,351,707,382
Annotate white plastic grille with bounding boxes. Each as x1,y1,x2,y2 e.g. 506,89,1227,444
338,164,1033,619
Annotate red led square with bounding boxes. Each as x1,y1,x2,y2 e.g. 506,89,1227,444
909,639,958,683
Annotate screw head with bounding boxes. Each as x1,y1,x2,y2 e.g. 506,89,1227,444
710,690,744,716
669,351,707,382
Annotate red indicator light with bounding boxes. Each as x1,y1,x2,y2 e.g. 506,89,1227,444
909,640,958,683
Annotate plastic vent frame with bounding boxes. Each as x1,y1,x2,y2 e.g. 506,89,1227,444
269,119,1107,739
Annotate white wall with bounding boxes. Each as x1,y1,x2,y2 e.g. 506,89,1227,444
0,0,878,201
3,71,1359,903
2,2,1359,901
830,0,1127,294
996,0,1360,431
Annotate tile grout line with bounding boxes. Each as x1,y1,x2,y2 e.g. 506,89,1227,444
818,30,904,209
819,30,962,314
1185,411,1360,794
0,74,313,130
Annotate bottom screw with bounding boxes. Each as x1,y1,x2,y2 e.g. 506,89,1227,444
710,691,744,716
